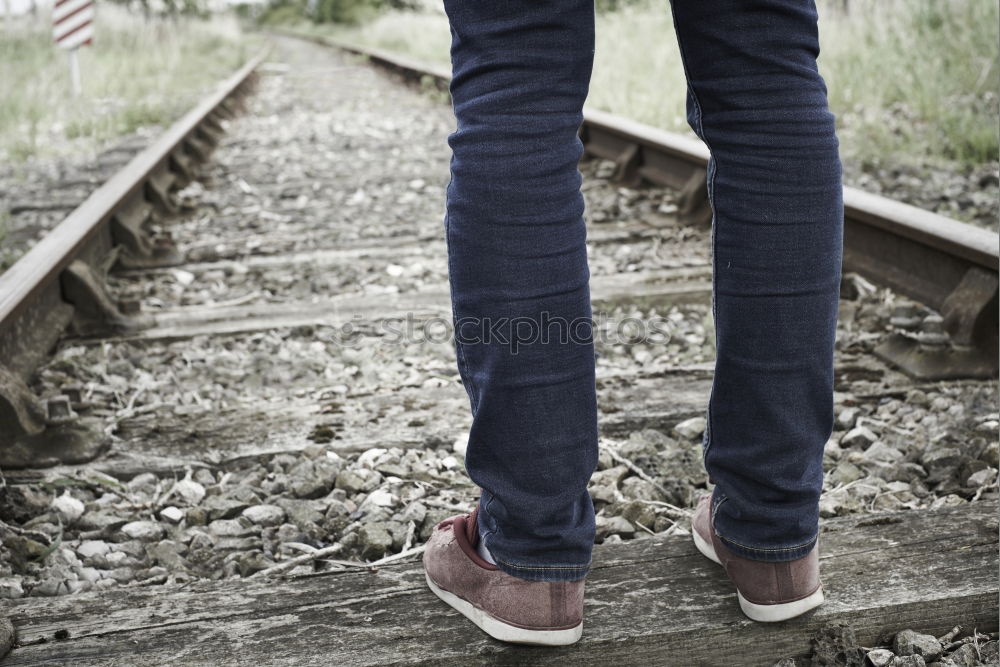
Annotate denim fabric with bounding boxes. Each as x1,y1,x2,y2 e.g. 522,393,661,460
443,0,842,581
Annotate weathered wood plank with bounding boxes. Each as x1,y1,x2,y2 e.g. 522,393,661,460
116,223,679,280
11,356,902,480
4,500,997,666
84,267,713,344
4,367,714,480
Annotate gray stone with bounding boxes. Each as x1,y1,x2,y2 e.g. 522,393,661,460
207,519,257,538
236,552,275,577
947,643,981,667
160,506,184,523
192,468,216,486
75,567,102,584
120,521,165,542
980,639,999,663
673,417,706,441
864,441,904,463
76,511,127,532
292,476,330,500
590,465,629,488
893,629,942,662
811,623,865,667
147,541,187,570
596,515,635,540
32,577,68,596
0,577,24,599
981,442,999,468
905,389,929,406
201,495,250,521
386,520,411,551
880,462,927,484
836,407,860,430
274,499,325,529
419,509,453,541
620,500,656,529
832,461,863,485
242,505,286,527
866,648,895,667
335,468,382,495
215,537,263,553
185,507,208,526
889,656,925,667
76,540,111,560
127,472,158,491
966,467,997,487
358,523,393,561
841,425,878,449
50,492,85,524
922,448,964,484
114,540,147,559
399,501,427,525
375,461,410,478
621,476,666,502
172,478,206,505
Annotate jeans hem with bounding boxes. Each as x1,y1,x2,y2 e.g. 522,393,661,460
714,533,819,563
491,556,591,583
711,490,819,563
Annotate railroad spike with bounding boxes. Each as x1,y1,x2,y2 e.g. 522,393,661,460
940,265,999,350
0,365,110,468
169,149,197,187
675,168,713,228
611,142,643,188
60,259,154,336
0,365,47,440
145,163,178,215
110,195,184,269
185,133,215,162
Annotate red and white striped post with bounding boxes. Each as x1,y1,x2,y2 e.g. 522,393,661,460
53,0,94,97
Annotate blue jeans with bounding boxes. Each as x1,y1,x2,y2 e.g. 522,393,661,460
443,0,843,582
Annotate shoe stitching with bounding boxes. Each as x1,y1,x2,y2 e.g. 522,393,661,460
716,533,818,553
494,557,591,572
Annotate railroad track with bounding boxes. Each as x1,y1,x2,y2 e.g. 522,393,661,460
0,50,267,469
0,34,996,665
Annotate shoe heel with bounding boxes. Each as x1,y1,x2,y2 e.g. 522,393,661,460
692,526,722,565
737,587,824,623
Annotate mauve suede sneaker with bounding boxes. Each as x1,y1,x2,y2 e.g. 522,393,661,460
422,507,585,645
691,495,824,622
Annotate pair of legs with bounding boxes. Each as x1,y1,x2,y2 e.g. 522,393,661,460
443,0,843,582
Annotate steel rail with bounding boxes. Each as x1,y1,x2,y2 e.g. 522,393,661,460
0,49,268,465
280,31,998,379
0,51,267,330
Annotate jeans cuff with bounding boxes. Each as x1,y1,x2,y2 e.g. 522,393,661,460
711,490,819,563
491,556,591,583
715,532,818,563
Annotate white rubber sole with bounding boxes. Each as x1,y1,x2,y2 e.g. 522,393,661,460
425,573,583,646
693,528,824,623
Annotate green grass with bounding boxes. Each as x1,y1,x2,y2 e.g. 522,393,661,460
0,7,257,162
296,0,999,170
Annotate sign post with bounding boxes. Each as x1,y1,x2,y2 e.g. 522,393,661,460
53,0,94,97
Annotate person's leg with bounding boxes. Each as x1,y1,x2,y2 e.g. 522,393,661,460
669,0,843,559
442,0,598,582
